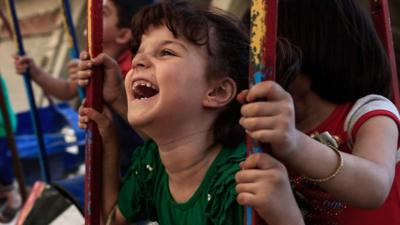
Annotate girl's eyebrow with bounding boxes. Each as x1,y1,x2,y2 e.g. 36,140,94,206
160,40,188,52
138,39,188,54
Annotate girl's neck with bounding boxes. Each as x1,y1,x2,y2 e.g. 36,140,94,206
295,91,337,132
157,131,219,174
155,131,221,202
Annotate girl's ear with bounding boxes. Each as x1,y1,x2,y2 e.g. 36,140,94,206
203,77,237,108
115,28,132,45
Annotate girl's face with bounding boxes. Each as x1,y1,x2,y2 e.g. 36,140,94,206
84,0,118,52
124,25,210,135
102,0,121,56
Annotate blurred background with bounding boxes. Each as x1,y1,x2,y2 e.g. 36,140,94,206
0,1,397,224
0,0,249,112
0,0,398,113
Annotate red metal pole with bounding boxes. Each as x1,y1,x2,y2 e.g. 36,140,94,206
369,0,400,110
85,0,104,224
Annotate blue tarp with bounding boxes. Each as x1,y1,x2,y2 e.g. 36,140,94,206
4,102,85,184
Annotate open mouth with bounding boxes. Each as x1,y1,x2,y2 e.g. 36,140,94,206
132,80,159,100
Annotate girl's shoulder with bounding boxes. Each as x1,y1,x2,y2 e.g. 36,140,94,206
122,139,162,189
118,140,161,222
131,139,159,159
344,94,400,147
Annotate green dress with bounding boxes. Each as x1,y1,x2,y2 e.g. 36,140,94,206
118,140,246,225
0,76,17,138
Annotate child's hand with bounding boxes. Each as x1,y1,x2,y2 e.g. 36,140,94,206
78,100,90,130
238,80,299,160
67,59,79,84
236,153,304,225
78,100,116,145
13,54,40,78
77,51,125,105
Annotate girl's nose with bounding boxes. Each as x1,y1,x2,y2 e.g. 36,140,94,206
132,53,151,70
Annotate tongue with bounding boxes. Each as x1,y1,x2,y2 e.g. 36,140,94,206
135,85,158,99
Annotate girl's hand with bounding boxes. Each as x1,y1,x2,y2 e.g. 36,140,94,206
67,59,79,84
238,80,299,160
13,54,40,78
77,51,125,105
236,153,304,225
78,100,116,145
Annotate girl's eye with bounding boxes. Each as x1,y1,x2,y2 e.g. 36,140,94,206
159,49,176,57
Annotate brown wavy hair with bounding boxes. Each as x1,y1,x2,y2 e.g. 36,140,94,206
130,1,301,147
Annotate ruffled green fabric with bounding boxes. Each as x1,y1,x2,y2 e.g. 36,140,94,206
118,140,160,222
119,141,246,225
205,143,246,225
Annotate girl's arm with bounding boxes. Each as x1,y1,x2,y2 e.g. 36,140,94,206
239,81,399,208
287,116,398,208
113,209,130,225
13,55,78,100
78,104,129,225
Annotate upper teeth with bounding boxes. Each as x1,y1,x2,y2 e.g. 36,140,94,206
133,80,158,90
